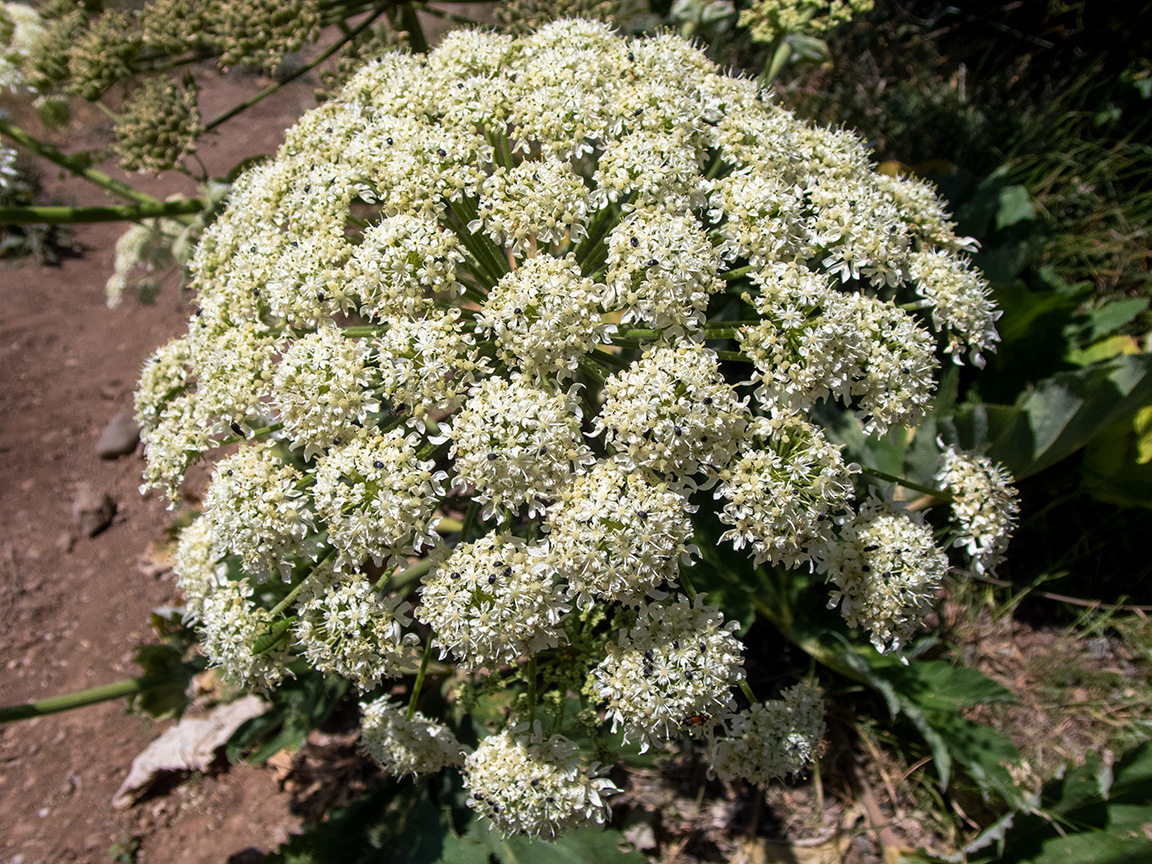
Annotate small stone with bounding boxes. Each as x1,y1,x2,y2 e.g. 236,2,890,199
55,532,75,554
72,484,116,537
97,411,140,459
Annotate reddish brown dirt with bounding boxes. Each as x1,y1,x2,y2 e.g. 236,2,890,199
0,66,318,864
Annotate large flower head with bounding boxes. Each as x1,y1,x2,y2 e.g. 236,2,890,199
136,20,998,835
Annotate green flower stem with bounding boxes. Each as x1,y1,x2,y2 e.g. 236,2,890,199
340,325,388,337
204,7,390,133
704,149,728,181
679,569,698,601
459,500,480,543
438,516,464,533
0,199,204,226
574,199,623,269
388,556,436,593
720,265,755,281
859,466,951,501
739,679,758,705
269,549,337,619
446,199,506,285
398,2,429,54
714,349,751,363
577,354,607,384
526,655,538,725
406,637,435,721
0,118,158,206
0,663,199,724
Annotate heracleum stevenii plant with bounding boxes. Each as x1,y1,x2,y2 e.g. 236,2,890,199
139,20,1021,837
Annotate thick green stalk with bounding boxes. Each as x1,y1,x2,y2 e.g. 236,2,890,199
0,663,198,724
0,119,158,206
204,8,389,133
406,638,435,721
398,2,429,54
0,199,203,225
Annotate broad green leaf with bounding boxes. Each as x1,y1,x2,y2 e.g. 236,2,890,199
833,648,1022,801
1067,334,1142,366
1070,297,1150,345
995,185,1035,230
954,743,1152,864
1081,414,1152,508
956,354,1152,478
868,661,1016,713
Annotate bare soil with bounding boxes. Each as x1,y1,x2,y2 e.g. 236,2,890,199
0,66,317,864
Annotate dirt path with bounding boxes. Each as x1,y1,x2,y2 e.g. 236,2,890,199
0,66,317,864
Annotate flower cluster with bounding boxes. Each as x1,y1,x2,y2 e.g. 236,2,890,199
739,0,874,45
360,695,468,777
113,75,203,174
0,1,46,94
141,21,1011,836
464,725,617,837
818,496,949,653
710,682,825,784
937,446,1019,575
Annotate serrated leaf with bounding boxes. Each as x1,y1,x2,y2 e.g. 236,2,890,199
1081,414,1152,508
869,661,1017,713
1072,298,1150,344
130,644,196,720
1067,334,1142,366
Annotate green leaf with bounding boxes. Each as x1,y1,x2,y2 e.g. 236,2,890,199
956,354,1152,478
129,644,196,720
270,775,461,864
958,743,1152,864
440,821,647,864
1081,413,1152,508
995,185,1036,230
1070,297,1150,345
869,660,1016,713
836,650,1022,802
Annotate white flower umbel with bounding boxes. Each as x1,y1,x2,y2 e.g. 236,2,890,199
418,533,568,671
548,458,696,609
173,516,227,621
595,595,744,751
604,205,722,332
130,20,1007,833
716,414,857,568
374,307,490,422
272,323,380,459
360,695,468,777
450,375,594,521
312,428,445,571
819,497,948,653
473,156,590,253
293,576,419,689
937,446,1019,575
711,683,826,784
464,724,617,838
475,254,612,382
203,443,313,580
593,343,750,479
199,579,289,690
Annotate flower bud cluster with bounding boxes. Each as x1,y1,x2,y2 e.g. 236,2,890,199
114,76,203,174
142,21,1011,836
